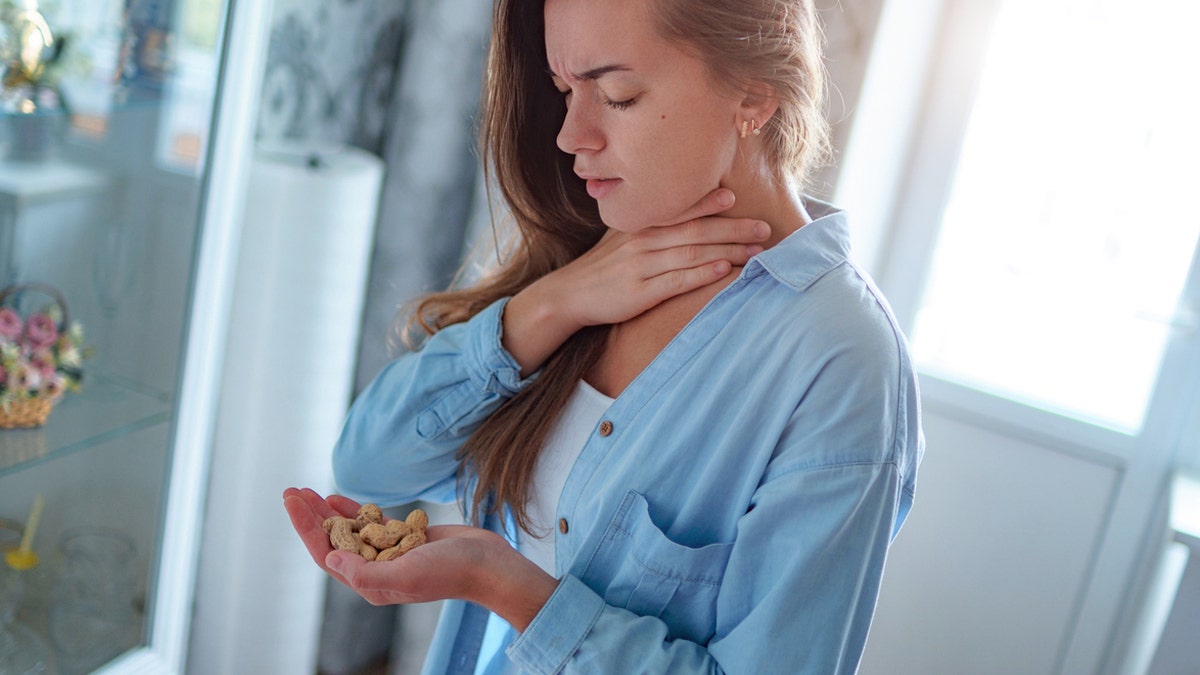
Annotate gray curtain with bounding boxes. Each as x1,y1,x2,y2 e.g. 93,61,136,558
354,0,496,390
318,1,494,673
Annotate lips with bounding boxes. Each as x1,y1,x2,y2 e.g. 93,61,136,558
577,172,622,200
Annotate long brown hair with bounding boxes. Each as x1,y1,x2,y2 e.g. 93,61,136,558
403,0,830,534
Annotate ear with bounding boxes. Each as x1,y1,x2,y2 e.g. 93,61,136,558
739,83,780,126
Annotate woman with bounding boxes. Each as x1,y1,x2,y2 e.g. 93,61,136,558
285,0,923,672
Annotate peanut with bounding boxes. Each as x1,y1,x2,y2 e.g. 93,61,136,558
329,519,359,553
376,544,404,562
357,537,378,561
396,530,426,555
325,504,428,562
323,516,359,534
356,503,384,529
405,509,429,531
386,519,412,540
359,522,400,550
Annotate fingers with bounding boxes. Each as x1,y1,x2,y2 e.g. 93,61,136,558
283,487,341,519
282,492,326,536
645,260,736,299
284,495,342,575
326,544,436,606
608,235,759,291
326,493,364,519
644,216,770,251
327,550,394,593
283,488,358,586
652,242,764,276
670,186,736,225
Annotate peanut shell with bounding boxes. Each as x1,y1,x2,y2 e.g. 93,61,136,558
329,519,358,552
396,530,426,555
356,503,384,529
376,545,404,562
385,519,412,540
405,508,429,531
360,522,401,549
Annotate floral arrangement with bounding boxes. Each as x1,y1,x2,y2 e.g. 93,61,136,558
0,303,88,411
0,2,70,111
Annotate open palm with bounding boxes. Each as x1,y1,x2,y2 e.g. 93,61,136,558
283,487,509,606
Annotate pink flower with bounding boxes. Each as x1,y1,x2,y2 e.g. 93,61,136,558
0,308,21,339
23,313,58,349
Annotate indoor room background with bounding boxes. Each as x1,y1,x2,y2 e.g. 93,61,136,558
0,1,1196,674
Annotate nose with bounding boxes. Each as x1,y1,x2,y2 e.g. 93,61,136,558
556,96,604,155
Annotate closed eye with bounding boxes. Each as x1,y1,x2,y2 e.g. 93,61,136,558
549,67,638,111
604,95,637,111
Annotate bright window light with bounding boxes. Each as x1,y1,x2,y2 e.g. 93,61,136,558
911,0,1200,433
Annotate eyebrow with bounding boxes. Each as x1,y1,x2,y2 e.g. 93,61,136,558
547,64,632,83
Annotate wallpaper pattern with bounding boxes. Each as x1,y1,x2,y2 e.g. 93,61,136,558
257,0,408,154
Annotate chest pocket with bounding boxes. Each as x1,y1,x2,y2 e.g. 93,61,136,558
578,490,734,644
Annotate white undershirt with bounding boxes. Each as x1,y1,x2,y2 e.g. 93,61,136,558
474,381,613,675
517,379,614,576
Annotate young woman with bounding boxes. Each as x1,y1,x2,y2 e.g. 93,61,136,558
285,0,923,672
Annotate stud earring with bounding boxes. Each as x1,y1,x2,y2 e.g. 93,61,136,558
752,119,761,136
740,119,750,139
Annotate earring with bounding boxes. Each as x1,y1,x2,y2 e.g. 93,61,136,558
740,120,749,139
752,119,761,136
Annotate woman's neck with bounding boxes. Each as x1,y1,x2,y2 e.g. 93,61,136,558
720,162,813,249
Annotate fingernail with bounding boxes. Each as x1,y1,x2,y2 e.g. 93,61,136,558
327,553,344,573
717,190,734,207
755,222,770,238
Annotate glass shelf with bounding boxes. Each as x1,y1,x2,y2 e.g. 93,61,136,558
0,373,170,478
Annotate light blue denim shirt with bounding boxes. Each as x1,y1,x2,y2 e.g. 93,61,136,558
334,201,924,674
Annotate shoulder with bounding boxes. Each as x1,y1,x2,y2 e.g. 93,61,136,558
734,261,920,470
746,258,909,376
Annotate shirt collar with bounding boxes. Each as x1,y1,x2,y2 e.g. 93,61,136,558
742,198,851,291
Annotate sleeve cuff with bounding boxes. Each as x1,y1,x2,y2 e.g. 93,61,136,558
468,297,539,396
506,575,605,674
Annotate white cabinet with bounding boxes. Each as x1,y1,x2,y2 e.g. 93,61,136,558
0,1,270,672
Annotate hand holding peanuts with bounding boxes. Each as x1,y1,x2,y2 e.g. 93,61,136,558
283,487,557,628
322,503,428,562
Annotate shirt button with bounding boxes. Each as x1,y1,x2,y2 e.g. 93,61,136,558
558,518,569,534
599,420,613,437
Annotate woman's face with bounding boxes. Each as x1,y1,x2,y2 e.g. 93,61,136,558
544,0,743,232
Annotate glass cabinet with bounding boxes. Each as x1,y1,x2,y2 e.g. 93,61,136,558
0,0,264,672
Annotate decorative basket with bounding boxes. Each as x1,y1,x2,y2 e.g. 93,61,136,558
0,396,55,429
0,282,84,429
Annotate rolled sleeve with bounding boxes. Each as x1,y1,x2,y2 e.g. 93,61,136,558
467,297,538,397
334,297,536,505
506,575,606,673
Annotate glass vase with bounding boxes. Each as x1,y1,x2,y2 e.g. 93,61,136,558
48,529,141,675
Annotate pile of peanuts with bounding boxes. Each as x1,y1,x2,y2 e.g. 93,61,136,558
324,503,428,562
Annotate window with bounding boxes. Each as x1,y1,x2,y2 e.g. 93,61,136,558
908,0,1200,433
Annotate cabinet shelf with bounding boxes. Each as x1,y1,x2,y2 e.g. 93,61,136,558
0,373,170,478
